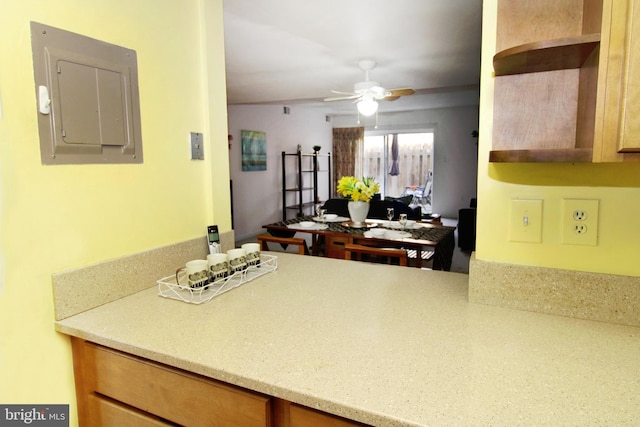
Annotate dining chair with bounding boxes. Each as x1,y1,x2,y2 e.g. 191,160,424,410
343,243,408,266
405,249,435,269
257,234,310,255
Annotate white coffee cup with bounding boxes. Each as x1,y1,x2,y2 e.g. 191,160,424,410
207,253,229,282
242,243,261,267
176,259,209,289
227,248,247,274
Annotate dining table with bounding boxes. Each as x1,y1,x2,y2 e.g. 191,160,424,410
262,215,456,270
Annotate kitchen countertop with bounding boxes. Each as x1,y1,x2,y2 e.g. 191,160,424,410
55,253,640,426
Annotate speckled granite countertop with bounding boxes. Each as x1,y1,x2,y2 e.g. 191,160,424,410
55,253,640,426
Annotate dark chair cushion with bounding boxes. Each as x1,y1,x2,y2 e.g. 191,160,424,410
368,199,421,220
321,198,350,217
384,195,414,205
458,207,476,251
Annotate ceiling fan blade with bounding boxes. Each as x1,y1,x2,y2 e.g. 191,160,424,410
384,88,416,99
324,94,361,102
330,90,356,95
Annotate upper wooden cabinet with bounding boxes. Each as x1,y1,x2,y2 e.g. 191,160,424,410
594,0,640,161
490,0,640,163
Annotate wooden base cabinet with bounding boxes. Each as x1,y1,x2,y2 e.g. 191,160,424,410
71,338,367,427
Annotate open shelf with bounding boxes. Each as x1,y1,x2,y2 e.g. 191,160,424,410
285,187,313,192
490,0,604,164
282,151,331,220
493,33,601,76
489,148,593,163
285,202,316,211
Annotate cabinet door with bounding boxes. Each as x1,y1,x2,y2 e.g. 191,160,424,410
594,0,640,160
617,0,640,152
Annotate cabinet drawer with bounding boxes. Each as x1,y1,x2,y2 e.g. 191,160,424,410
87,394,174,427
289,404,367,427
84,342,271,427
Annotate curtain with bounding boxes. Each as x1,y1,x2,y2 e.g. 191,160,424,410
332,127,364,197
388,134,399,176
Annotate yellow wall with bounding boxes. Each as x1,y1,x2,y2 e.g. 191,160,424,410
0,0,230,424
477,0,640,277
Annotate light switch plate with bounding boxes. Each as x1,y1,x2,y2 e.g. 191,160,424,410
509,199,543,243
190,132,203,160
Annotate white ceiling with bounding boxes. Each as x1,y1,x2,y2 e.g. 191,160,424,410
222,0,483,115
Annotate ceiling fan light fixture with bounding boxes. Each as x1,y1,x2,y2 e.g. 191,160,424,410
357,97,378,116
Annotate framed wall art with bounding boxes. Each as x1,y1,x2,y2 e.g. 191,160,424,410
241,130,267,171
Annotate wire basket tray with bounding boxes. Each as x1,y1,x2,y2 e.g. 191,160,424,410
157,254,278,304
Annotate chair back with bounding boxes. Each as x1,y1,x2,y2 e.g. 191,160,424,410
344,243,408,266
257,234,310,255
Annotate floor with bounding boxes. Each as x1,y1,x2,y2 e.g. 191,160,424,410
238,217,471,274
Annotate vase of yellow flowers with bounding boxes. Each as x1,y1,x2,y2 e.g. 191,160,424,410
337,176,380,226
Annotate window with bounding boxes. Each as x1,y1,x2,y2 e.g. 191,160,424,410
358,132,433,211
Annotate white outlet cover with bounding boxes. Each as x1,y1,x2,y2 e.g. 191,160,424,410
562,199,599,246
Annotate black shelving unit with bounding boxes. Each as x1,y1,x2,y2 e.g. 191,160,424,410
281,151,331,221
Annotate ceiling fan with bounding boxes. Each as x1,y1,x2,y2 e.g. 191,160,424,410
324,59,415,116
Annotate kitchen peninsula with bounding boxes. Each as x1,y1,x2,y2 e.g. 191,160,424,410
55,252,639,426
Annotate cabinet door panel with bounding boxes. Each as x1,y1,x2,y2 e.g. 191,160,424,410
618,0,640,152
595,0,640,160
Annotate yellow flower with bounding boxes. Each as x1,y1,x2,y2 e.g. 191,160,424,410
337,176,379,202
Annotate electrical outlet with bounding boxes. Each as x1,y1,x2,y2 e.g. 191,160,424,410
562,199,599,246
573,210,588,221
574,224,587,234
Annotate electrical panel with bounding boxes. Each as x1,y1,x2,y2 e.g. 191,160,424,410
30,22,143,165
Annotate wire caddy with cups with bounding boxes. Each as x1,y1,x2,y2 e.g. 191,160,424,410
157,254,278,304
